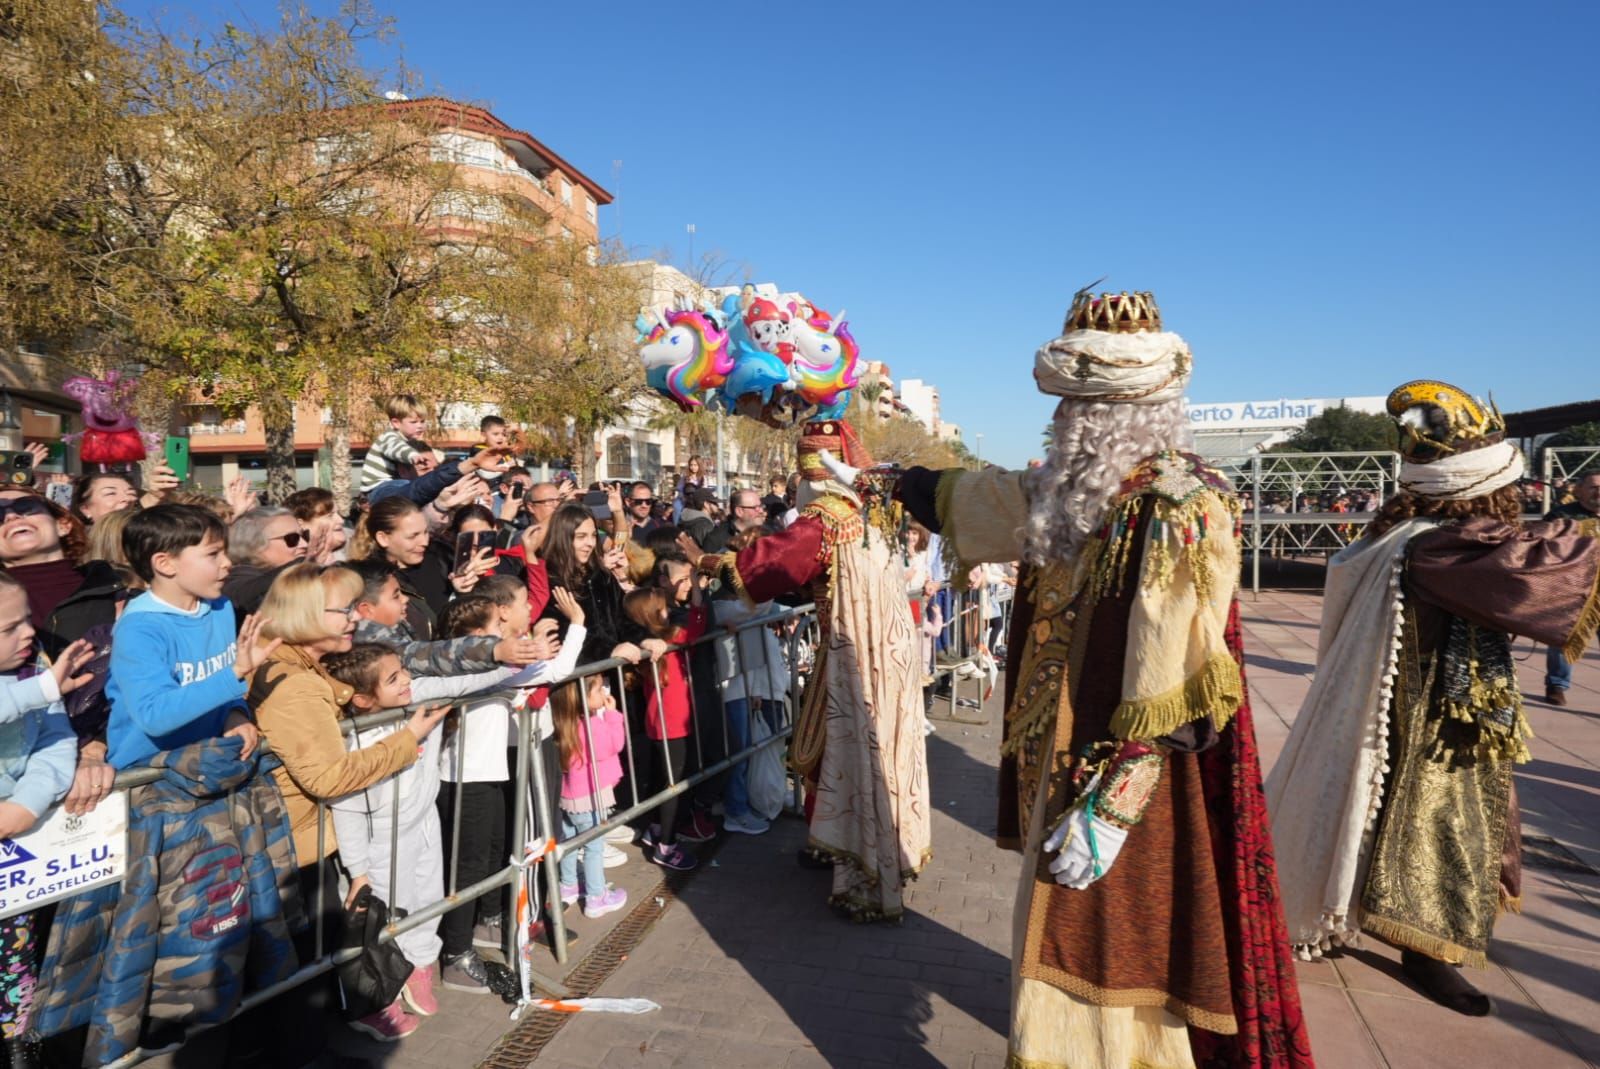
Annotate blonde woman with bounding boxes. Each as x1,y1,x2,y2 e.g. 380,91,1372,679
248,563,448,1042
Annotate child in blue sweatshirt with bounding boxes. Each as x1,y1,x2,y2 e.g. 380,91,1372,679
105,505,278,770
0,570,93,1052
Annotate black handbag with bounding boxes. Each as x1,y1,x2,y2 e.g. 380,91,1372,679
336,885,413,1020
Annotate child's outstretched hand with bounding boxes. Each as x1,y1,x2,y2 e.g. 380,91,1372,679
406,704,450,740
494,635,547,666
233,615,282,680
551,587,586,627
529,618,562,662
0,801,39,841
48,638,98,694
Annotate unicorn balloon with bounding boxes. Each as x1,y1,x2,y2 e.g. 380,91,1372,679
788,311,861,418
639,309,734,411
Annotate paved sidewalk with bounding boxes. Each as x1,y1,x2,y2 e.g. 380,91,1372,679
520,587,1600,1069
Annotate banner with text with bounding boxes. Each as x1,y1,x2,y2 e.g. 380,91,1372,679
0,793,127,919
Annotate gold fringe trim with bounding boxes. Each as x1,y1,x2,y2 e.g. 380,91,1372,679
1008,1054,1185,1069
1563,559,1600,663
719,552,757,609
1017,962,1238,1035
1108,652,1243,742
1498,892,1523,916
1359,911,1487,969
788,651,829,780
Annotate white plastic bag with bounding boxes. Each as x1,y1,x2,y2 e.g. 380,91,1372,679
747,715,786,821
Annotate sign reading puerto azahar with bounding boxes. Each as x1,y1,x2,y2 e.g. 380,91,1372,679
1185,396,1385,430
0,792,127,919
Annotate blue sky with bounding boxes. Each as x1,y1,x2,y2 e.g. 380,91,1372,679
205,0,1597,467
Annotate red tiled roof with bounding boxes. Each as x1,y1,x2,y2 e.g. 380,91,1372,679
381,97,613,205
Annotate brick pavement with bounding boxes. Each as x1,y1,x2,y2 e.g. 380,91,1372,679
164,585,1594,1068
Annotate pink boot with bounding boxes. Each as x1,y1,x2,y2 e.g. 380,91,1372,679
350,998,419,1042
402,961,439,1017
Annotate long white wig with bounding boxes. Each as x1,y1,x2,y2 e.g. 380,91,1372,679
1024,397,1194,567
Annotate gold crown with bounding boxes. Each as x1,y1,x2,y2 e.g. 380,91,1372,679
1063,289,1162,335
1386,379,1506,460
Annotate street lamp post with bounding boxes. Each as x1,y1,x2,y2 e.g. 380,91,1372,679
975,432,984,468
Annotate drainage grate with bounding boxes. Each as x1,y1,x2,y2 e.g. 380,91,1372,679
478,834,730,1068
1522,834,1600,876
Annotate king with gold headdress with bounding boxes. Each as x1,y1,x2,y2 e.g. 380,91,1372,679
882,288,1314,1069
1266,378,1600,1017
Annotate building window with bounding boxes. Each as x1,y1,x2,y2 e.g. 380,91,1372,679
430,132,504,170
585,194,596,223
430,190,509,224
606,435,633,478
642,443,661,485
560,177,572,206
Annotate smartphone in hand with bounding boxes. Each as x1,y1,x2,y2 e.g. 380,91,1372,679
583,488,611,521
453,529,496,574
163,436,191,483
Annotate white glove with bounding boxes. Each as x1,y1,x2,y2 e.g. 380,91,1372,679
817,448,859,487
1043,801,1129,889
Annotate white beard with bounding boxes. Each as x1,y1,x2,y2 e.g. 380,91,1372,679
1024,398,1194,567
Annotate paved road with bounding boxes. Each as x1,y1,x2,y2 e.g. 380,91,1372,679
190,587,1593,1069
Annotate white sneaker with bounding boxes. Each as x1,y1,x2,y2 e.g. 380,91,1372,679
724,812,771,835
604,825,635,844
603,844,628,868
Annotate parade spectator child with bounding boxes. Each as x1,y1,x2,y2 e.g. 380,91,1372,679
623,587,706,871
552,673,628,918
348,557,542,678
359,395,429,494
0,572,90,1057
320,643,453,1024
104,504,275,770
435,586,579,984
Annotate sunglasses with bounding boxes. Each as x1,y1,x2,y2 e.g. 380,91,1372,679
630,497,655,506
0,497,51,523
271,529,312,548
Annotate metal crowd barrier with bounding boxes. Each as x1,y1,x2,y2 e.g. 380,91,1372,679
82,601,820,1066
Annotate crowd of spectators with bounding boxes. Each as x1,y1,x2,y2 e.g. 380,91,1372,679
0,394,1023,1063
0,399,838,1063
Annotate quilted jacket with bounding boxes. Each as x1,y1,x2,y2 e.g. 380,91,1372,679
29,736,305,1064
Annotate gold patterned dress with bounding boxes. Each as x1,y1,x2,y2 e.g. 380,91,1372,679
710,491,931,921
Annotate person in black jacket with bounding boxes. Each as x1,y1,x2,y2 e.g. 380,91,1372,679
537,504,657,666
222,507,309,623
411,505,527,623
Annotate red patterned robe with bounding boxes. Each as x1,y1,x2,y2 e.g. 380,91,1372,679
710,492,930,921
899,452,1313,1069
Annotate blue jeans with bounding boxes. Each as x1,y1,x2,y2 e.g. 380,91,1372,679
1547,645,1572,691
558,808,606,894
723,698,780,819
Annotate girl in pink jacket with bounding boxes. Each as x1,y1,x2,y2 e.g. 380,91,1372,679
552,674,628,918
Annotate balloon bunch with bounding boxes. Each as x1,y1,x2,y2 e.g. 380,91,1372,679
636,284,861,421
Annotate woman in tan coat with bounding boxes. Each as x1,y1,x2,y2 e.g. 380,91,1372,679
249,565,447,957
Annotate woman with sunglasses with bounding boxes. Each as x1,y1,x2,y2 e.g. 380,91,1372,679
222,507,311,622
0,486,124,813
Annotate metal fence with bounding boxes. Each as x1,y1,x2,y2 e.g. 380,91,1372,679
1212,447,1596,593
72,601,822,1066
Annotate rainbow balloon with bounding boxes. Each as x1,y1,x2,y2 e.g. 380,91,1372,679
639,310,734,410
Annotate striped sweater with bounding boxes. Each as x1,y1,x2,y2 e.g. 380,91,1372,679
359,429,423,492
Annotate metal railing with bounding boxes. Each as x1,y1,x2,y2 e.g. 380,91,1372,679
63,602,820,1066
